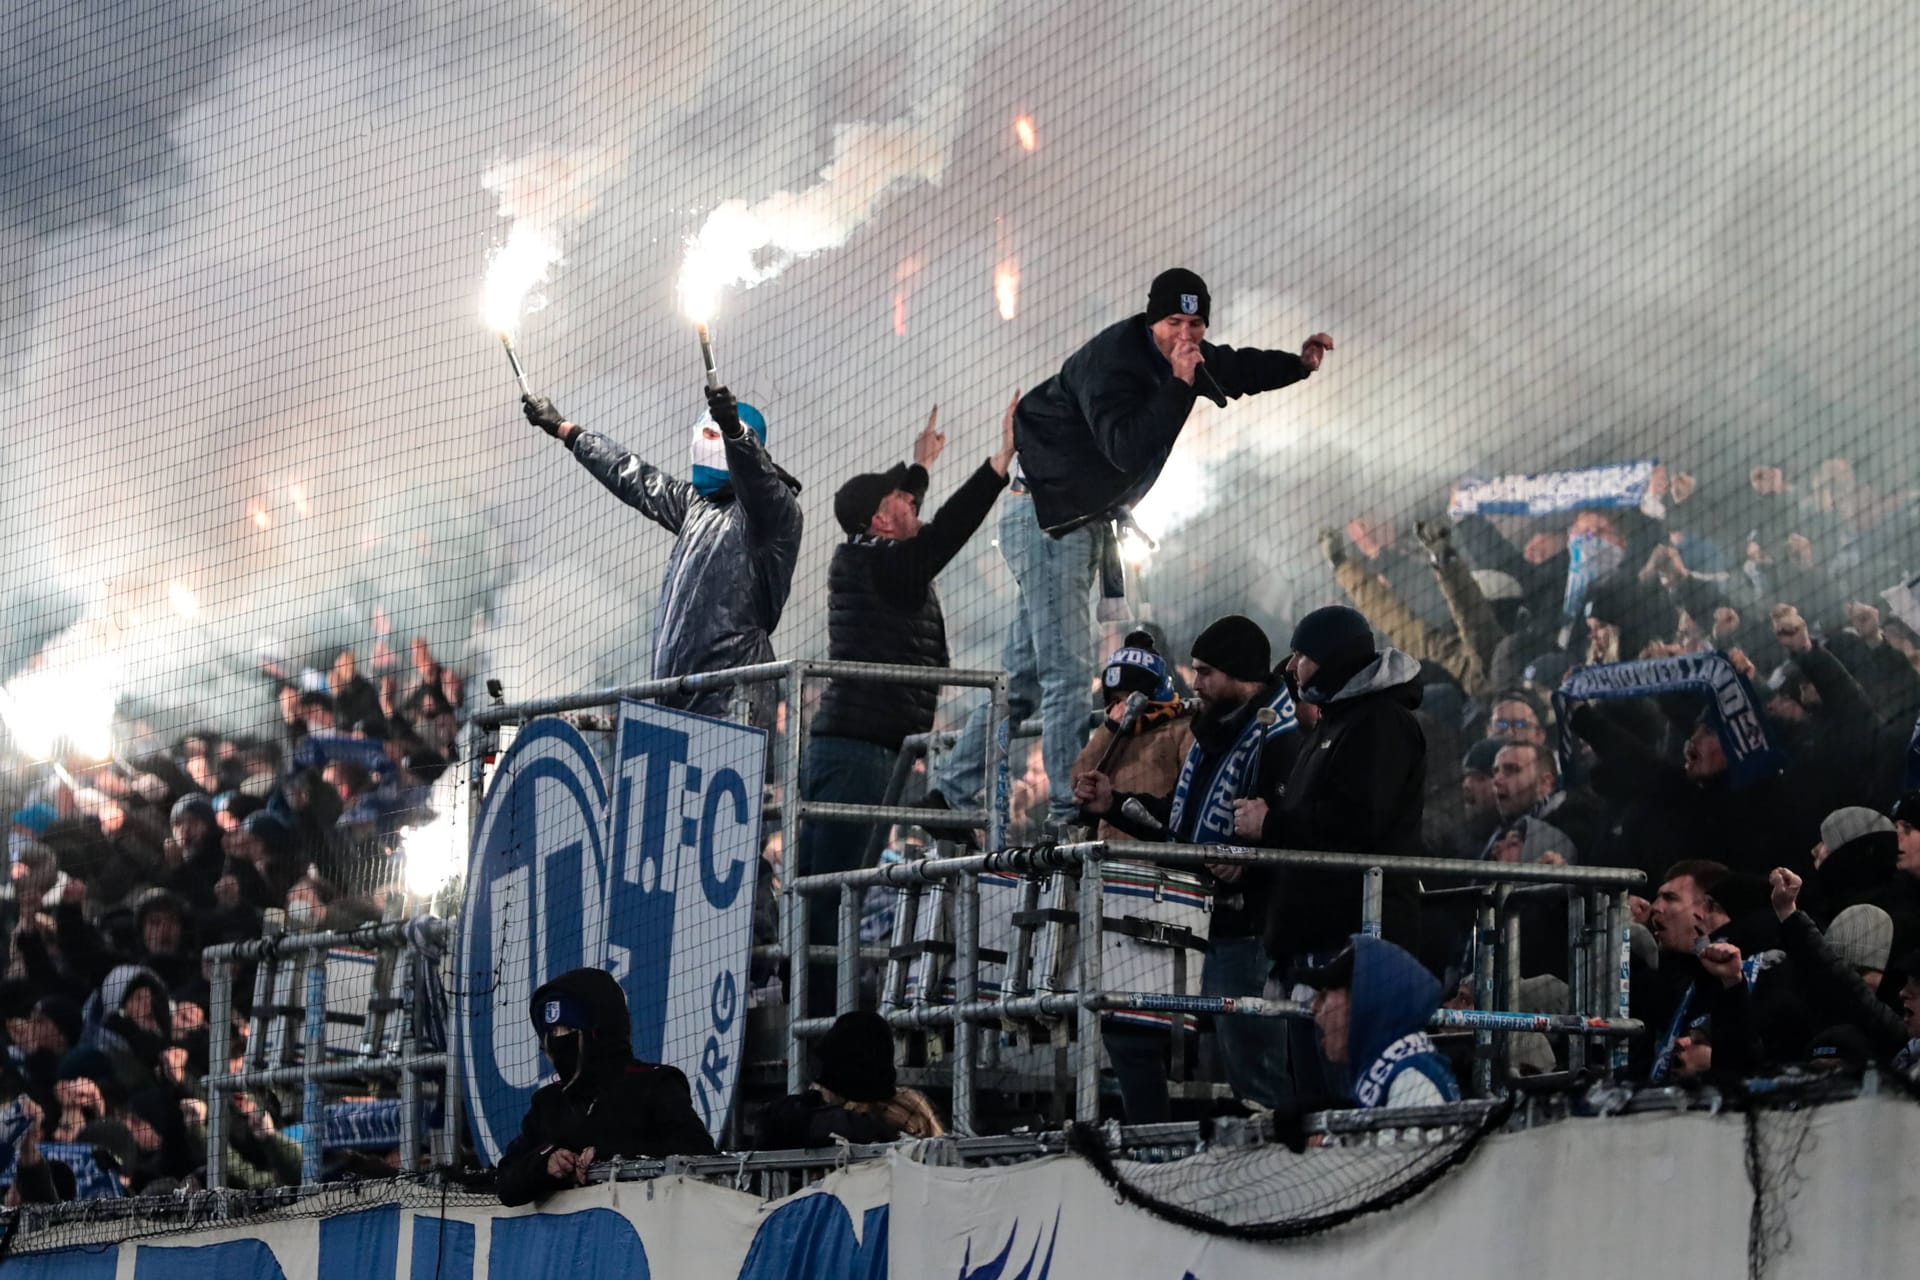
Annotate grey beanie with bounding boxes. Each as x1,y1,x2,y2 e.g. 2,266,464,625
1825,905,1895,973
1820,806,1894,853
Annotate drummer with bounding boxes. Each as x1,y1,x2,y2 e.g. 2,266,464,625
1072,616,1303,1120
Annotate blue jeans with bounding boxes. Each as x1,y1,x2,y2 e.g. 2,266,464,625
933,499,1098,824
1203,937,1297,1109
795,735,897,1014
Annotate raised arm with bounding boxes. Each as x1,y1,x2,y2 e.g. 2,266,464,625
524,394,693,533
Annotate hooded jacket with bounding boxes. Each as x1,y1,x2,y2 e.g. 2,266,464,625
1263,649,1427,960
569,426,803,726
1014,316,1311,535
81,963,173,1091
494,968,716,1206
1343,936,1460,1109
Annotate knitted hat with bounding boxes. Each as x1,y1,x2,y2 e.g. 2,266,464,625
1190,615,1272,682
10,804,55,835
1145,268,1209,326
168,794,215,827
1288,605,1375,668
1821,806,1894,853
1891,791,1920,827
812,1011,897,1103
834,463,929,535
242,810,296,858
1825,905,1895,973
1103,630,1175,703
32,995,83,1050
536,991,595,1035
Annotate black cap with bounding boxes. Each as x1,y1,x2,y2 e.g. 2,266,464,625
1190,615,1272,682
811,1011,897,1103
1146,268,1210,326
1290,946,1356,992
833,463,928,536
1891,791,1920,826
1462,737,1514,776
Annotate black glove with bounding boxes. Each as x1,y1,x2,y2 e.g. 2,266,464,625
522,394,566,438
705,385,742,438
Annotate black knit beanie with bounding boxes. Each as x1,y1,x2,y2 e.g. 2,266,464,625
1288,605,1376,668
1190,615,1272,682
812,1011,897,1103
1146,268,1210,325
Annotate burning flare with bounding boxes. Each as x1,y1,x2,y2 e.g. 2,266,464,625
0,658,117,762
1013,116,1037,152
995,259,1020,321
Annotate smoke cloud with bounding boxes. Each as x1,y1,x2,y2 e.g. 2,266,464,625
0,0,1914,761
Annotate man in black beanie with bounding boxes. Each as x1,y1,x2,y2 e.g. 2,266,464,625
1074,615,1306,1118
928,269,1332,837
1260,605,1428,1049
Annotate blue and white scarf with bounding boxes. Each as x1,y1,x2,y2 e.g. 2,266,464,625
1355,1032,1461,1108
1449,460,1659,519
1168,685,1297,843
1554,651,1784,789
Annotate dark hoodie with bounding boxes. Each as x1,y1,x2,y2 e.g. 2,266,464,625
1263,649,1428,961
494,968,716,1206
1342,936,1460,1109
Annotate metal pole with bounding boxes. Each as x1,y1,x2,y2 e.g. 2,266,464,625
836,885,861,1016
398,937,420,1172
782,662,809,1092
1587,889,1610,1074
985,673,1011,852
301,948,327,1185
1566,892,1588,1078
952,860,981,1136
1498,885,1520,1089
1074,856,1105,1124
1612,889,1633,1076
1473,893,1496,1097
1361,866,1384,938
206,955,232,1191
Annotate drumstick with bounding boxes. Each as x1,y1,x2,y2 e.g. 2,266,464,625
1092,691,1150,775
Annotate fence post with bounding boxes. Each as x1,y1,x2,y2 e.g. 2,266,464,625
953,868,980,1135
1498,885,1520,1089
1361,866,1384,938
1473,892,1496,1097
1566,892,1588,1077
301,948,327,1185
836,884,861,1017
783,661,809,1093
1073,851,1105,1124
1612,889,1633,1076
206,956,231,1190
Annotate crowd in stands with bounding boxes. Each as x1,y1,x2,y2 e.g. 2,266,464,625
0,640,465,1201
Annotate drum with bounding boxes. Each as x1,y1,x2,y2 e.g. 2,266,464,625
1031,863,1213,1030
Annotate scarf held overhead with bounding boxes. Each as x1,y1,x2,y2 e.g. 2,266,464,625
1554,651,1784,788
1449,459,1659,518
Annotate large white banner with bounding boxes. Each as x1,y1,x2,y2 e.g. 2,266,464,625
4,1098,1916,1278
461,700,766,1163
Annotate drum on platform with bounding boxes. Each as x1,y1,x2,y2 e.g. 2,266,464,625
888,868,1025,1009
1029,863,1213,1031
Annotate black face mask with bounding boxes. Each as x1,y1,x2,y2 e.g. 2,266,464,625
545,1031,583,1084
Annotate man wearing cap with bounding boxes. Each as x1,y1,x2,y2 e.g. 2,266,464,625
1074,615,1303,1117
522,384,803,728
792,400,1016,1010
1296,936,1459,1108
928,270,1332,836
1068,630,1194,845
496,967,714,1205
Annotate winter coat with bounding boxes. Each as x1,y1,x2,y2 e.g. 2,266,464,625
1069,706,1196,843
1774,910,1910,1059
1262,650,1428,961
813,460,1008,750
1014,315,1311,535
495,968,716,1206
756,1089,904,1149
1629,943,1764,1083
569,427,803,727
1103,683,1300,940
1345,936,1460,1108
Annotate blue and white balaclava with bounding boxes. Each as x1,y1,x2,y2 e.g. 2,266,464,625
689,401,768,497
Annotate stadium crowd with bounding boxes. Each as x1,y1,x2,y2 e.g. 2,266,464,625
0,640,463,1200
5,265,1920,1202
